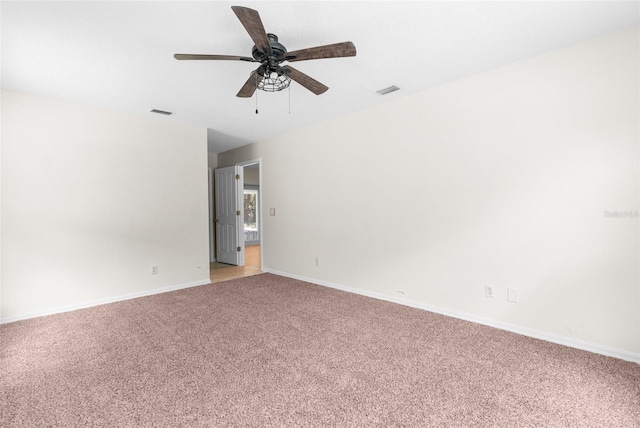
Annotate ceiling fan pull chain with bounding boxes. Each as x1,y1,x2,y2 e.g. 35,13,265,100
255,72,259,114
288,84,291,114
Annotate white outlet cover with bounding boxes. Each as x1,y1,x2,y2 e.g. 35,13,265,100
507,288,519,303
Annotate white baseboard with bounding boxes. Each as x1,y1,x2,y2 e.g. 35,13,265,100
264,268,640,365
0,278,212,325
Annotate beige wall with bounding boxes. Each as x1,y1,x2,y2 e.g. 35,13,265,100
244,166,259,187
219,28,639,358
1,90,210,321
208,151,217,170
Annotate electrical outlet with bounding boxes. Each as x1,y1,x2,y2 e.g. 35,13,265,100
485,285,494,298
270,208,276,216
315,257,320,266
507,288,519,303
151,265,158,275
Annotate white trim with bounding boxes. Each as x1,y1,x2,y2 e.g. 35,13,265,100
264,268,640,364
237,158,264,272
236,158,261,167
208,168,215,263
0,278,211,325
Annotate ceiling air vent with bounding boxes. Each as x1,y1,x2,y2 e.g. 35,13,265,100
376,85,400,95
149,109,173,116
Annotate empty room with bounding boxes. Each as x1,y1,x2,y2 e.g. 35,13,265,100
1,1,639,426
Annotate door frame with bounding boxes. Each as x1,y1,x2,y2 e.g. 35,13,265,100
208,168,215,262
237,158,263,272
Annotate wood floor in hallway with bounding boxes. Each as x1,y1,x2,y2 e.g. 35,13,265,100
210,245,261,283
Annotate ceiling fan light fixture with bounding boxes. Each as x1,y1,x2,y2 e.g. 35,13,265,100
257,71,291,92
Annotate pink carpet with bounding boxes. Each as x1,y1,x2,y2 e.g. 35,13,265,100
2,273,639,427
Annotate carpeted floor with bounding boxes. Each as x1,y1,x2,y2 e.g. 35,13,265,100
1,273,639,427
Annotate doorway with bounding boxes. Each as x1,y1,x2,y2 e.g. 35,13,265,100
210,160,262,281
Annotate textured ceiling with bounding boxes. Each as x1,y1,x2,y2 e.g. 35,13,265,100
2,1,639,153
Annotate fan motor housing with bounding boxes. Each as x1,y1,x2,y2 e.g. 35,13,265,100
252,33,287,62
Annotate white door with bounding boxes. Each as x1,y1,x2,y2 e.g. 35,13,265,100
214,166,245,266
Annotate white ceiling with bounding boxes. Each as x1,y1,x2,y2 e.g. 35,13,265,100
2,1,639,153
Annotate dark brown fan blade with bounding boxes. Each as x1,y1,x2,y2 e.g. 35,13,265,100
174,54,256,62
285,42,356,62
282,66,328,95
237,71,263,98
231,6,272,56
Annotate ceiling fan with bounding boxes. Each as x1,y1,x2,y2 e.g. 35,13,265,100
174,6,356,97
